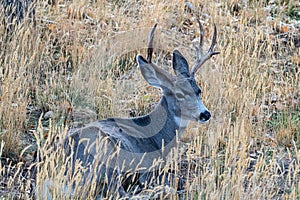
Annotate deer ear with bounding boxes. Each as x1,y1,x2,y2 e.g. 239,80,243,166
172,50,190,77
137,55,173,90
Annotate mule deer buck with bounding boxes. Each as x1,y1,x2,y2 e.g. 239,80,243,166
64,20,219,198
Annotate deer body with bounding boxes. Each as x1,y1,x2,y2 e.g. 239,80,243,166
65,21,219,197
69,93,184,173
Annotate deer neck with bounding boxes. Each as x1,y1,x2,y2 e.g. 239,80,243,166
151,95,189,135
114,95,189,140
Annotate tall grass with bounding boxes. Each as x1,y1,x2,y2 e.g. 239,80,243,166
0,0,299,199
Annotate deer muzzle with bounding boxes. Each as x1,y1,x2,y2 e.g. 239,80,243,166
199,110,211,123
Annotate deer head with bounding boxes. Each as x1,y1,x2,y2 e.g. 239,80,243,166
136,20,219,125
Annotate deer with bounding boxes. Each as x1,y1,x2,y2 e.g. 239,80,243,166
63,20,219,198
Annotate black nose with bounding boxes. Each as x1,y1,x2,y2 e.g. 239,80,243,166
199,111,211,122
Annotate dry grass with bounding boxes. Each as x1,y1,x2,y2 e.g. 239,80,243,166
0,0,299,199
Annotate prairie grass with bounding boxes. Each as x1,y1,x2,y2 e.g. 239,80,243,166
0,0,299,199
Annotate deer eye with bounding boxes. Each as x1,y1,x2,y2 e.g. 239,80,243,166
175,92,185,100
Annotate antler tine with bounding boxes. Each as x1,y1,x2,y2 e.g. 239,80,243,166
197,18,204,56
209,24,219,54
147,23,157,63
193,19,204,60
190,22,220,77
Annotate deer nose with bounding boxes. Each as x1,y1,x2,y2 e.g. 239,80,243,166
199,111,211,122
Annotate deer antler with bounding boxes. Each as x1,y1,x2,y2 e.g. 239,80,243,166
190,19,220,77
147,23,158,63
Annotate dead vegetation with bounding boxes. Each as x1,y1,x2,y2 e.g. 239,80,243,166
0,0,299,199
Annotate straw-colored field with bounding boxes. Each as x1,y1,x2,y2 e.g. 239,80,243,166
0,0,299,199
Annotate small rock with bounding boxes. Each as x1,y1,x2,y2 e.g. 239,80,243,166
44,111,53,119
185,2,194,12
